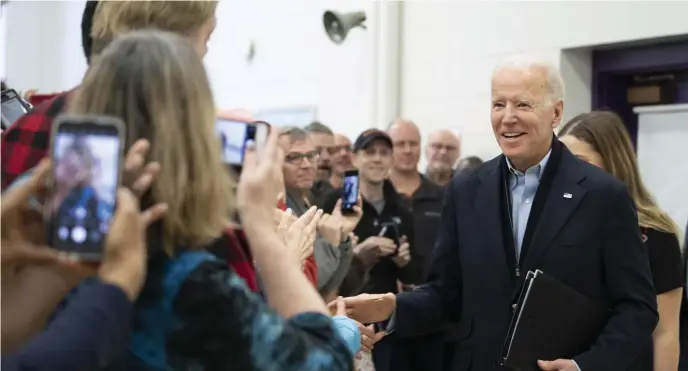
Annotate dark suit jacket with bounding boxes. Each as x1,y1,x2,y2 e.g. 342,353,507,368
393,140,658,371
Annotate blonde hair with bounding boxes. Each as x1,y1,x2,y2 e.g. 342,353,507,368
559,110,678,236
91,0,218,57
70,30,234,254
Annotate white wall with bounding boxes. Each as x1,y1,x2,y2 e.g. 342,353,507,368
206,0,378,139
0,3,7,80
635,104,688,233
2,0,380,139
3,0,87,93
401,1,688,164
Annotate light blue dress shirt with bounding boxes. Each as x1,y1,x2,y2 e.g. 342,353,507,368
504,150,551,262
505,151,582,371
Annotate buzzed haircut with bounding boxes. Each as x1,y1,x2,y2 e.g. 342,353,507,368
304,121,333,136
280,126,311,143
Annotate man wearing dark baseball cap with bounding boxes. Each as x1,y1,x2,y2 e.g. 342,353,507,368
352,129,394,152
323,127,423,371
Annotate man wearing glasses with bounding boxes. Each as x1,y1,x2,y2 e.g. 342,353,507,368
279,127,356,299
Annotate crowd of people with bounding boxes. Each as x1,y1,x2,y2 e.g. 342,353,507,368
2,2,687,371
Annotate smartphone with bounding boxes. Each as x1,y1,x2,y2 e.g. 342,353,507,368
378,222,401,245
1,88,31,129
340,169,359,214
45,115,125,261
216,119,270,172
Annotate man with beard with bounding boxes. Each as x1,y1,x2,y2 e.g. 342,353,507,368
425,129,461,187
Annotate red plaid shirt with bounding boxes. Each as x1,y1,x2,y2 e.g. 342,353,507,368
0,90,259,291
1,92,70,190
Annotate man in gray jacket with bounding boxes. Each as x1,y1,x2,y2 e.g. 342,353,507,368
280,127,361,298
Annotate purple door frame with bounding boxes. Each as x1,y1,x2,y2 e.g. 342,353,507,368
592,40,688,145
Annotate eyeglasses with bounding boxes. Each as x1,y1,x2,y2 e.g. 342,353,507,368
285,151,320,165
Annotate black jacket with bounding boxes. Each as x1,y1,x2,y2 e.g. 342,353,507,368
397,174,445,281
394,139,658,371
322,180,423,295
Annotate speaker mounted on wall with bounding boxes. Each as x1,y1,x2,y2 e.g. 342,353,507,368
323,10,366,45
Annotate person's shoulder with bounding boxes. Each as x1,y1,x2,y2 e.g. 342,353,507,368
643,227,680,248
420,175,444,197
448,155,499,189
571,156,628,196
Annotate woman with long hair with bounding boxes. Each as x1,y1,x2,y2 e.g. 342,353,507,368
559,110,682,371
69,29,355,371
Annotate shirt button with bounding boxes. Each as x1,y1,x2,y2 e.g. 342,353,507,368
525,199,532,204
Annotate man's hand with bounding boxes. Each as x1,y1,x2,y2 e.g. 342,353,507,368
376,237,397,257
392,235,410,267
357,323,386,356
276,207,322,266
331,196,363,236
537,359,579,371
317,213,344,246
354,237,381,267
328,293,396,324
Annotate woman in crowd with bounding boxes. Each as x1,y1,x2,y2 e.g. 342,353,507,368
559,110,682,371
68,29,355,370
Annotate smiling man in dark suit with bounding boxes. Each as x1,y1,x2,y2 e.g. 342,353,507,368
334,58,658,371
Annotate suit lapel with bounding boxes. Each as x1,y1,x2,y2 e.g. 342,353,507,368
521,150,587,272
474,159,513,293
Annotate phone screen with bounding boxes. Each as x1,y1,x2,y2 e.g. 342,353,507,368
216,119,269,166
341,171,359,213
49,121,121,260
1,91,29,128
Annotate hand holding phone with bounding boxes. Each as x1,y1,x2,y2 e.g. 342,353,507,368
1,88,31,129
340,170,359,215
216,119,270,173
45,115,125,261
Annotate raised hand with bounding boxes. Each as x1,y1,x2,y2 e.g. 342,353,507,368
276,207,323,267
331,196,363,236
237,129,284,224
1,160,68,276
317,212,344,246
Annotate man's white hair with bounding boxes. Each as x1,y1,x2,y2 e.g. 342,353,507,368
492,57,565,104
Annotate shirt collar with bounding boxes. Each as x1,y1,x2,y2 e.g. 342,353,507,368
505,149,552,180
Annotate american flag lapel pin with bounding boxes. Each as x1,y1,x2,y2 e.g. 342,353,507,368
563,193,572,199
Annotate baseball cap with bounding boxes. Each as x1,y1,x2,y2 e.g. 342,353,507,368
352,129,393,152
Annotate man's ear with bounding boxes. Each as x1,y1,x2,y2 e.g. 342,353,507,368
551,99,564,129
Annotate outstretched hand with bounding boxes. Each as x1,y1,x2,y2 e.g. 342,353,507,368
328,292,397,324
